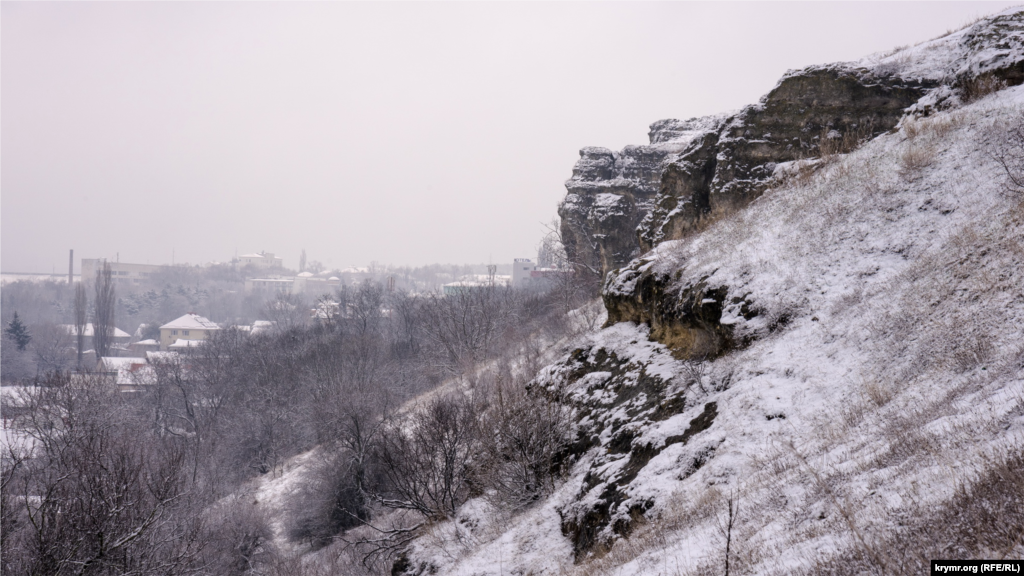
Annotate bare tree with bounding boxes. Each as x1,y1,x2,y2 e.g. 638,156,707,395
74,282,87,369
4,374,204,575
543,219,603,314
718,491,741,576
372,393,478,521
30,322,74,374
93,262,115,359
264,292,309,331
420,286,519,375
992,117,1024,195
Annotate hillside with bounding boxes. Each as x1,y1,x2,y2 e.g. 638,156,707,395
394,9,1024,575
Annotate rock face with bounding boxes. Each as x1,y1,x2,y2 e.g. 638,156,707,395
603,263,744,361
560,11,1024,281
559,68,933,277
558,117,723,276
531,325,725,561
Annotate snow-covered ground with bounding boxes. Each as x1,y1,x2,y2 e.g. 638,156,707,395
401,82,1024,576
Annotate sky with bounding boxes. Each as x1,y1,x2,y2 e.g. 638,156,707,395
2,1,1020,273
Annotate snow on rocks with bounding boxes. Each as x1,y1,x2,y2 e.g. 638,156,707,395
407,79,1024,576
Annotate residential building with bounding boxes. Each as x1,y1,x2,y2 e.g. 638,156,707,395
62,324,132,352
159,313,220,350
237,251,283,268
511,258,562,290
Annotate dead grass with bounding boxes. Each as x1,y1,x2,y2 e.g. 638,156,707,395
818,121,875,162
862,379,895,407
898,143,936,178
960,74,1008,103
790,445,1024,576
904,112,965,141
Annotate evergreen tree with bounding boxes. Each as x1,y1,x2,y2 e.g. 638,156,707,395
5,312,31,351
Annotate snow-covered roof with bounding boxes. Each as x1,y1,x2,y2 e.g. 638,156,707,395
297,271,314,277
133,339,159,345
62,324,131,338
99,357,147,371
160,313,220,331
240,253,267,259
146,351,179,362
168,339,207,350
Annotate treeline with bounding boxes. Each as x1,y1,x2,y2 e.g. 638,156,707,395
1,278,600,575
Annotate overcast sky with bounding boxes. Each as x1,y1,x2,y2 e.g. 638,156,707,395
2,1,1019,273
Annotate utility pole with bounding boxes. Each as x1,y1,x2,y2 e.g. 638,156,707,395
69,249,74,284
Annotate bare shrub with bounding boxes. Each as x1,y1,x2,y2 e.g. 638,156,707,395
818,121,875,161
682,356,710,392
288,452,372,550
476,377,573,511
202,497,276,575
898,143,936,178
991,117,1024,196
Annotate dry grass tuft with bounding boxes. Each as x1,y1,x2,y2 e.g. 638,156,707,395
960,74,1008,103
862,379,895,407
898,143,936,178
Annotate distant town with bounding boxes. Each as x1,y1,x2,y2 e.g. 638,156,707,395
1,247,569,385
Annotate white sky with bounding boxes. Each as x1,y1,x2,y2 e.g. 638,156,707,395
2,1,1019,273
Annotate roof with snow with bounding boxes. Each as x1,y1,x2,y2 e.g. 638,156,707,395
62,324,131,338
146,351,179,362
160,314,220,331
99,357,147,371
168,339,207,350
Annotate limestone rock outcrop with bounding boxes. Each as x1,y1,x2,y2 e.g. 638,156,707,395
558,9,1024,279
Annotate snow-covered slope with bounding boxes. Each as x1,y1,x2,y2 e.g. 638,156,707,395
403,75,1024,576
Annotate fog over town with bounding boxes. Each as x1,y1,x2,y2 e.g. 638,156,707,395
3,3,1024,576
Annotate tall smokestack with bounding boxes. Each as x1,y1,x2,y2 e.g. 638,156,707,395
69,249,74,284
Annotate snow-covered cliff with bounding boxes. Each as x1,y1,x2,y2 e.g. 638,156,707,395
399,8,1024,575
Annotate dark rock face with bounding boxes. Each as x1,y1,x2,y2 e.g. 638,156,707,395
706,66,935,219
603,261,758,361
559,67,934,276
558,118,724,276
536,342,721,561
637,132,719,252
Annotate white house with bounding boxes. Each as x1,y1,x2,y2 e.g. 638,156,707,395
159,313,220,351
